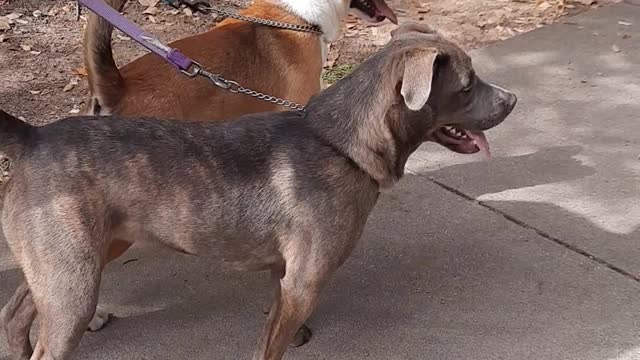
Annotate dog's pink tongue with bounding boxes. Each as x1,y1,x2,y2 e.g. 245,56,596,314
372,0,398,24
465,130,492,160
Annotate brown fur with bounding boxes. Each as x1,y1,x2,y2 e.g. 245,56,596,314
1,23,516,360
83,0,323,120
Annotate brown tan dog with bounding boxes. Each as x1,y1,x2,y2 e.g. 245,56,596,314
83,0,397,119
0,23,516,360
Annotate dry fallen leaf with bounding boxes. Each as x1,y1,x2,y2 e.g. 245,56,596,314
116,34,131,41
142,6,160,15
148,15,158,23
30,50,42,55
325,47,340,69
63,77,79,92
15,19,29,25
618,21,632,26
20,44,32,51
538,1,552,11
138,0,159,6
73,67,89,76
33,10,43,18
183,8,193,17
5,13,23,21
69,107,81,114
29,90,41,95
0,19,10,31
611,44,621,52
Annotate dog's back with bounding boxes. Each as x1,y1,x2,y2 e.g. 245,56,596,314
2,111,370,252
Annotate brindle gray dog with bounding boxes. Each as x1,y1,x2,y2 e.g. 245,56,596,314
0,23,516,360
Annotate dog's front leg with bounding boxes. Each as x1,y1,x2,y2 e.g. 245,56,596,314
86,238,133,332
253,266,326,360
264,269,313,348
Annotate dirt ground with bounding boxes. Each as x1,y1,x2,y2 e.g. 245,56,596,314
0,0,617,122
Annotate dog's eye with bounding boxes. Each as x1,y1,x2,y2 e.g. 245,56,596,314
461,76,475,92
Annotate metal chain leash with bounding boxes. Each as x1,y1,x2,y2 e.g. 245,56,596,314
181,63,307,111
200,8,322,35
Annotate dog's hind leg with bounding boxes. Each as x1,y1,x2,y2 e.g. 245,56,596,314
16,222,105,360
0,237,132,350
0,280,37,360
27,258,101,360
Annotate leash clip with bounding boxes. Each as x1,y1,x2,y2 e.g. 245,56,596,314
180,61,203,77
209,74,231,90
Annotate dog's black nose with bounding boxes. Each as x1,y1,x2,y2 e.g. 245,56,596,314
505,92,517,109
498,91,517,110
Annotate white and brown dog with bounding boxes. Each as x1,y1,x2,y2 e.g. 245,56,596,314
84,0,397,119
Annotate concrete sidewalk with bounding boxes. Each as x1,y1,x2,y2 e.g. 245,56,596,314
2,3,640,360
410,2,640,276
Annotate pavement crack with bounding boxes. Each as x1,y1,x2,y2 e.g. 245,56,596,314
424,176,640,284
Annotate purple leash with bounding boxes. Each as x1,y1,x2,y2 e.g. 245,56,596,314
78,0,193,72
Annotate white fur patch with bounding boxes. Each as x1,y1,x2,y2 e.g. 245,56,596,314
87,308,110,331
277,0,349,43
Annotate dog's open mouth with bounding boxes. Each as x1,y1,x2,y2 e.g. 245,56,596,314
431,125,492,160
350,0,398,24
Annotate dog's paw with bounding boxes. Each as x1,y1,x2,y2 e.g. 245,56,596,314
290,324,312,347
87,309,111,332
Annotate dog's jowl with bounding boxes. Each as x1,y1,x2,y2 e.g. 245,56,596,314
0,23,516,360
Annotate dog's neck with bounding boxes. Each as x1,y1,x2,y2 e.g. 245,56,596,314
306,50,433,189
268,0,348,43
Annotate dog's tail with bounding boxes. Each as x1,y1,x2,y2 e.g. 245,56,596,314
83,0,128,115
0,109,32,160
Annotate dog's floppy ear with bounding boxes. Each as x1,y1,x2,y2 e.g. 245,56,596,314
400,48,438,111
391,22,438,39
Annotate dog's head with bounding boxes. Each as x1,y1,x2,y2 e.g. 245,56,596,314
307,22,517,188
390,22,517,159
